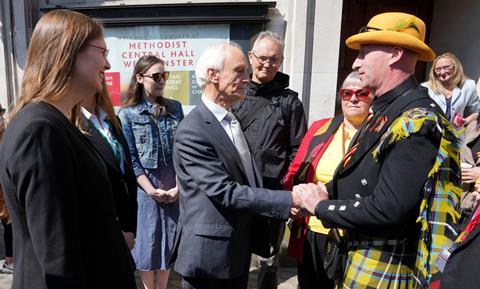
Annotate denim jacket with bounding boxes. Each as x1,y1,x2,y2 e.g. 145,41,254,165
118,98,184,177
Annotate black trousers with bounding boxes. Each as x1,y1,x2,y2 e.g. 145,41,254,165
297,229,335,289
182,274,249,289
1,220,12,258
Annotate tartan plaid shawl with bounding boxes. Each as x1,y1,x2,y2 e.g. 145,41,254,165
337,108,462,289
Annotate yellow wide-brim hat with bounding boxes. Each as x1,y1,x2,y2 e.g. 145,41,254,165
346,12,436,61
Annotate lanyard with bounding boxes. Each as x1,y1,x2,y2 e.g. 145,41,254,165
92,119,122,167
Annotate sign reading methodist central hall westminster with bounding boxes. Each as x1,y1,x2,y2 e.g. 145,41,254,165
104,24,229,112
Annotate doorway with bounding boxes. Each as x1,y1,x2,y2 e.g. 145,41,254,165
337,0,435,93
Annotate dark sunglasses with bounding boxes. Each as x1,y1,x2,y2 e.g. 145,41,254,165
141,71,169,82
339,88,371,102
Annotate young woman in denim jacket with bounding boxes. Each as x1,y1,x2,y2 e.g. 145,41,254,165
118,55,184,289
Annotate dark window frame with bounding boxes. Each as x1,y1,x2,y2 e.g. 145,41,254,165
40,2,275,27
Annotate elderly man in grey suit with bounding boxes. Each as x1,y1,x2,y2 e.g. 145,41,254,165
171,41,324,289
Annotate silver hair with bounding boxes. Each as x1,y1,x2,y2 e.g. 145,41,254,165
251,31,285,53
341,71,363,89
195,41,242,89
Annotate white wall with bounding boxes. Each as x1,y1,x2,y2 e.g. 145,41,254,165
429,0,480,81
0,1,11,109
0,0,29,109
282,0,311,105
308,0,342,122
280,0,343,123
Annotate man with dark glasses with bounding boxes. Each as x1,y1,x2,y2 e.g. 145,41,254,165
298,12,462,289
232,31,307,289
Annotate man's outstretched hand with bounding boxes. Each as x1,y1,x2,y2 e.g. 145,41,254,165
291,182,329,216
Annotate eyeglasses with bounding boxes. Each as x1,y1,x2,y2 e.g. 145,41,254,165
141,71,170,82
434,64,454,74
251,52,283,65
86,43,109,58
339,88,371,102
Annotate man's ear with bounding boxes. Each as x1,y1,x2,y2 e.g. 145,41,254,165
248,51,254,65
389,47,404,66
208,68,219,83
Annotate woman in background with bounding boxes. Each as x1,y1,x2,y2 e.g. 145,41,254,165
286,71,372,289
77,83,138,250
119,55,183,289
422,52,479,127
0,105,12,274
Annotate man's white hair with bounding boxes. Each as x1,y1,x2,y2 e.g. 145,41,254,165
251,31,285,53
195,41,242,89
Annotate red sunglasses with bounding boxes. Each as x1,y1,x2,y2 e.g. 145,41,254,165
339,88,371,102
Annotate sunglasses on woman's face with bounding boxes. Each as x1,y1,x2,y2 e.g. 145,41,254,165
339,88,371,102
142,71,170,82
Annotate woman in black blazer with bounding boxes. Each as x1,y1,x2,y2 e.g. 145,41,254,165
0,10,136,289
77,83,138,250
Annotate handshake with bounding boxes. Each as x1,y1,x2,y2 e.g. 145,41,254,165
290,182,329,218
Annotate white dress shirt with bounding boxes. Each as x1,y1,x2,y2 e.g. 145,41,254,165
201,94,234,142
201,95,257,186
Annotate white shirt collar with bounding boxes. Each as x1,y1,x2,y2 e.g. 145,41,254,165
81,106,108,122
201,94,229,123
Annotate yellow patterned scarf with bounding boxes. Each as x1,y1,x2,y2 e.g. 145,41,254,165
372,108,462,288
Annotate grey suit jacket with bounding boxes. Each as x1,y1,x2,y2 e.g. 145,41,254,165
171,101,292,279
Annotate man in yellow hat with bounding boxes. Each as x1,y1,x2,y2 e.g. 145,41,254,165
298,12,462,288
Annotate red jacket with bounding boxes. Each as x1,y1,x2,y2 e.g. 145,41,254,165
284,115,343,262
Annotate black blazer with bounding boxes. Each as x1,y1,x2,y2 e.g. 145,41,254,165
0,102,136,289
440,209,480,289
317,77,443,240
171,101,292,279
79,114,137,234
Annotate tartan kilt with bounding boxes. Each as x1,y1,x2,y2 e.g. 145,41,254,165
337,242,420,289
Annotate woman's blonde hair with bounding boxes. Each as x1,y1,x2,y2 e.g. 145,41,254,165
427,52,468,95
7,9,104,123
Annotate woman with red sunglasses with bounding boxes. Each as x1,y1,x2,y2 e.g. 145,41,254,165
285,71,372,289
